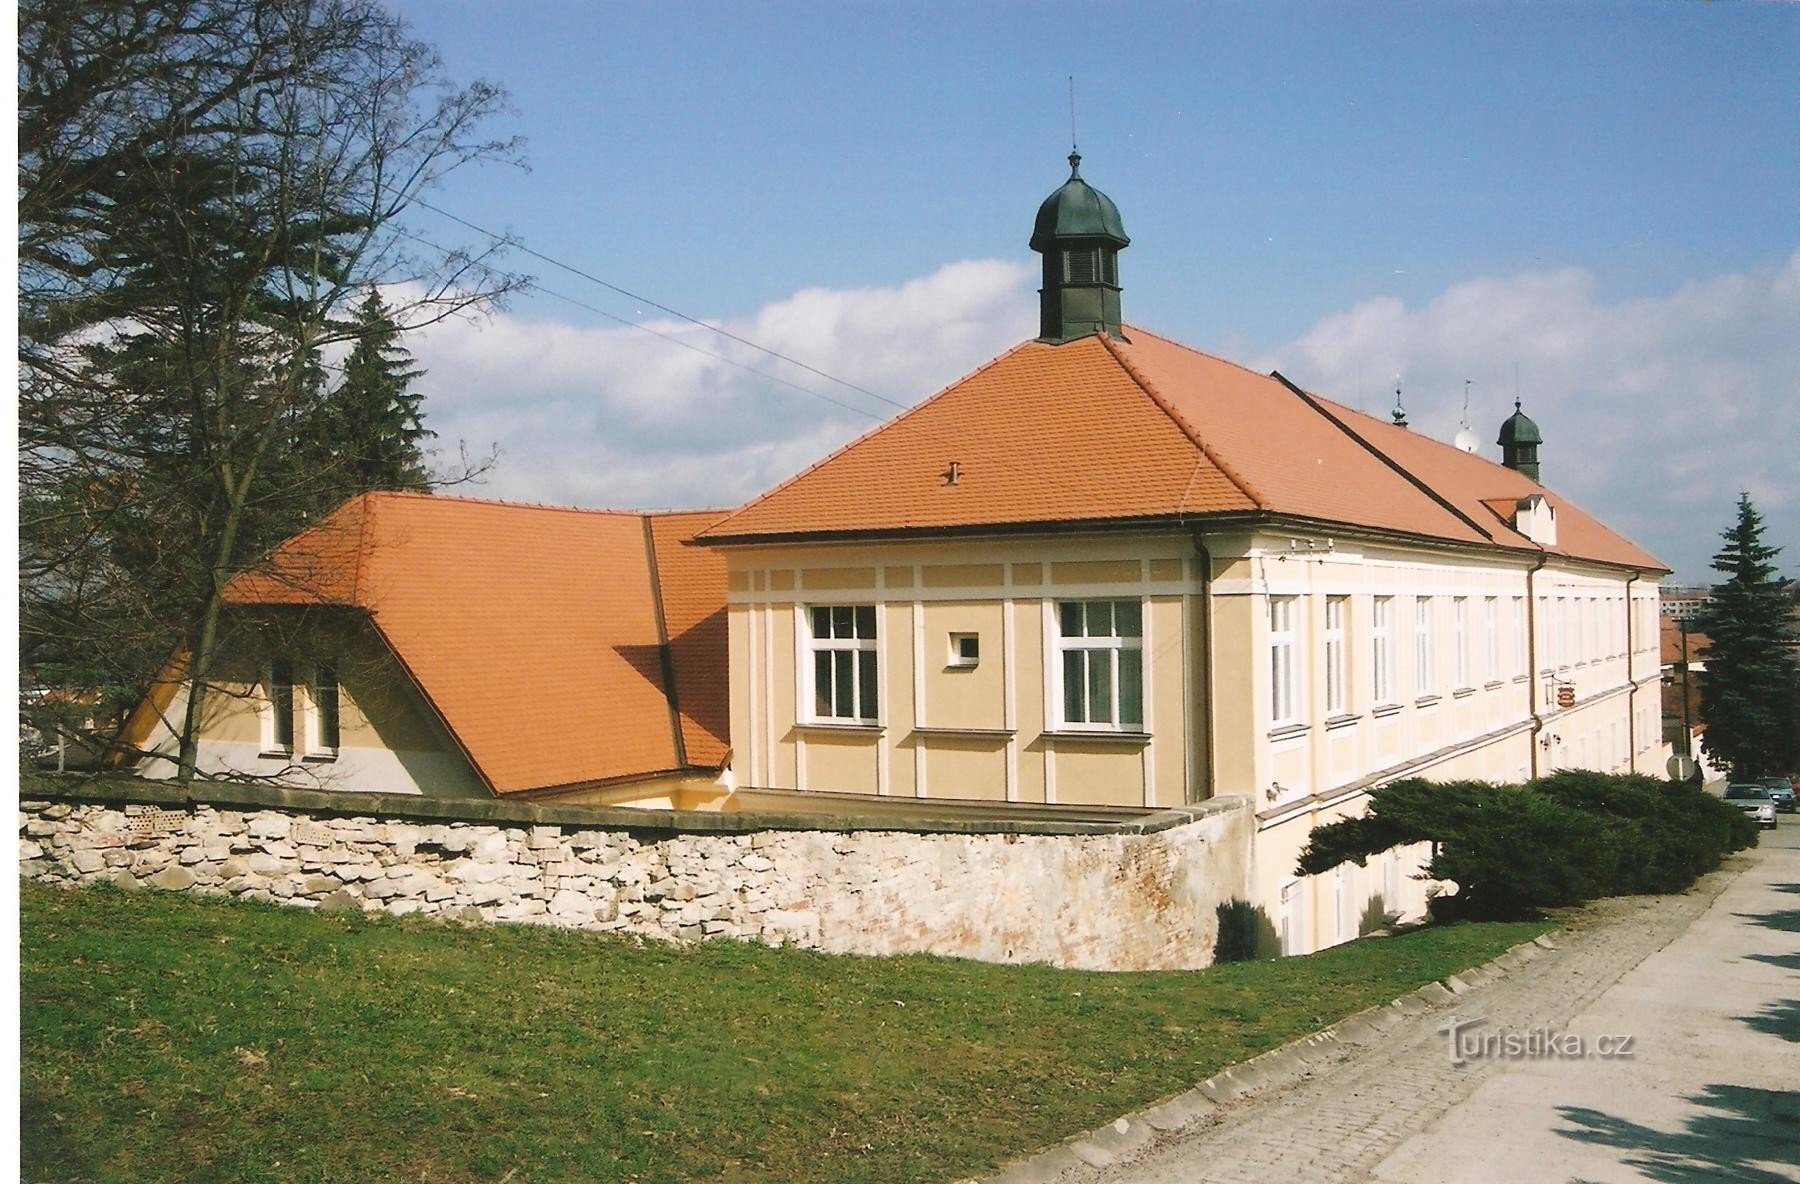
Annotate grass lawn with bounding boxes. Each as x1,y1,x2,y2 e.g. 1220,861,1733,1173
22,879,1548,1184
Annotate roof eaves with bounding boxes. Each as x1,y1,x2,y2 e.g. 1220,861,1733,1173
1096,331,1267,510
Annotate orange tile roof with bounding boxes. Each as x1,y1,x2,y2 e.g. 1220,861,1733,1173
698,326,1666,573
228,493,730,795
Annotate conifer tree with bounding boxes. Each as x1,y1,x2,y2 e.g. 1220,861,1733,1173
317,288,433,492
1696,494,1800,779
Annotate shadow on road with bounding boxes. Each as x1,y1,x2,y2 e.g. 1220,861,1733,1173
1732,909,1800,934
1745,951,1800,971
1557,1084,1800,1183
1736,998,1800,1044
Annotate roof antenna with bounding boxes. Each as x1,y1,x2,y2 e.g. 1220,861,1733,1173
1391,378,1409,429
1454,379,1479,452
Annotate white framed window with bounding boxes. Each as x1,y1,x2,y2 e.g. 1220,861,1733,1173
1513,596,1527,676
947,632,980,669
1372,595,1394,705
309,661,340,755
264,658,296,755
1270,595,1301,726
1484,597,1499,682
808,605,878,722
1055,599,1143,730
1453,597,1470,688
1558,597,1570,668
1324,596,1347,716
1415,597,1436,696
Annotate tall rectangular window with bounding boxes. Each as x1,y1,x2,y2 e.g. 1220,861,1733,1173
1484,597,1500,682
1324,596,1347,716
1557,597,1569,668
267,658,295,754
1453,597,1469,688
809,605,878,722
1270,596,1300,725
1056,600,1143,730
1415,597,1436,696
1372,595,1394,704
1514,597,1527,676
310,662,340,754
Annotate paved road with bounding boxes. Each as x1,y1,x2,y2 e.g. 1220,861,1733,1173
1068,823,1798,1184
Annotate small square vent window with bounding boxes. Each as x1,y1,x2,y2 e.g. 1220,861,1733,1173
948,632,980,668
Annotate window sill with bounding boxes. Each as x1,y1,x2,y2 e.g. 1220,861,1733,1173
1514,674,1531,684
911,726,1014,738
301,752,338,764
1324,713,1361,732
795,720,884,735
1043,729,1151,745
1484,680,1506,691
1414,695,1442,708
1371,703,1404,719
258,750,295,761
1267,723,1311,742
1452,687,1476,699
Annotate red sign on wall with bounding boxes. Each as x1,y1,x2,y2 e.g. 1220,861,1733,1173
1556,685,1576,710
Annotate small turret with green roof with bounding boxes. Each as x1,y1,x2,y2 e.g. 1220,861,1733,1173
1030,151,1129,344
1498,400,1543,482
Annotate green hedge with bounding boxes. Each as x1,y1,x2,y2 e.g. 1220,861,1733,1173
1296,772,1758,921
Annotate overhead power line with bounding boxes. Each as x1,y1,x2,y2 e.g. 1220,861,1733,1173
412,197,909,413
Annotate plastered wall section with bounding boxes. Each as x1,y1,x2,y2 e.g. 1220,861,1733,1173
20,792,1255,972
725,533,1208,812
134,616,486,797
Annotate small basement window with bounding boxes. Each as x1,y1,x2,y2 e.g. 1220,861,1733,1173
948,632,980,669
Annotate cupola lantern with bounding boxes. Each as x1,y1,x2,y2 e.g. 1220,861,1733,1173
1498,400,1544,483
1030,151,1129,343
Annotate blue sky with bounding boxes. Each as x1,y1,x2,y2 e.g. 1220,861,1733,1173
388,1,1799,583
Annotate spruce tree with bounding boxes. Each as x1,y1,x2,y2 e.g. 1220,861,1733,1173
1696,494,1800,779
317,288,434,492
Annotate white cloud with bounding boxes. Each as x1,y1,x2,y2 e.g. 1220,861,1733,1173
408,259,1036,510
405,248,1799,584
1254,251,1800,583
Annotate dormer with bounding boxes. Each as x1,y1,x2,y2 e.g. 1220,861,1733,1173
1514,493,1558,546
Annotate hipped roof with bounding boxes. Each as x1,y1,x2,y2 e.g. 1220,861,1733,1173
226,492,729,796
698,327,1665,573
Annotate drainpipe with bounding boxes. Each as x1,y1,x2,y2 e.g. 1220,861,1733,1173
1526,550,1548,779
1625,573,1639,772
1192,533,1218,803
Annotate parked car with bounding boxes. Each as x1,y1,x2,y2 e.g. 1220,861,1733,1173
1758,777,1797,814
1724,784,1779,829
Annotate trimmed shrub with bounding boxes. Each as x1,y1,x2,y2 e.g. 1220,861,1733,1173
1297,773,1757,922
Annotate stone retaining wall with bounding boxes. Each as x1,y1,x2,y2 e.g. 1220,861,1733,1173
18,783,1253,970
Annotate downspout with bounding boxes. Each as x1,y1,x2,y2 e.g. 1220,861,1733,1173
1625,572,1639,772
1192,532,1218,803
1526,549,1549,779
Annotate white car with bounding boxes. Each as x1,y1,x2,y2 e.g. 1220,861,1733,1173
1724,784,1779,829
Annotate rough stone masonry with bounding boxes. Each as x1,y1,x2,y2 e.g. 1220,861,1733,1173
19,786,1254,971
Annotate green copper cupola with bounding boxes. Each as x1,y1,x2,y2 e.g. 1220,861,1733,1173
1030,151,1129,343
1497,399,1544,483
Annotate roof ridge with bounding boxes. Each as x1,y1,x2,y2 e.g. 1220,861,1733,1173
1121,323,1288,384
1096,331,1268,509
697,337,1044,539
379,489,715,518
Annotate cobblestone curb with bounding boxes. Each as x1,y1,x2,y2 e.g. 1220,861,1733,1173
960,930,1556,1184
